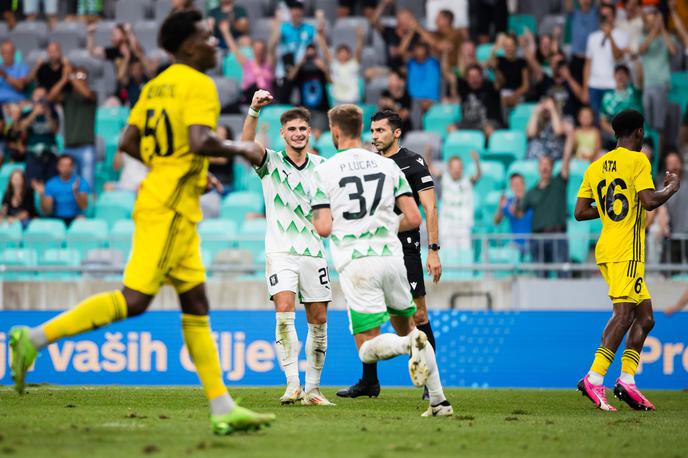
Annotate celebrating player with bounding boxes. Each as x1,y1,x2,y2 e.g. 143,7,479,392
337,110,441,400
240,90,333,406
311,104,453,417
575,109,680,411
8,10,275,435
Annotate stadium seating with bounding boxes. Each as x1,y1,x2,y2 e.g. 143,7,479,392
442,130,485,162
220,191,264,225
109,219,135,259
258,105,293,149
238,218,267,259
0,248,37,280
402,131,442,160
423,104,460,138
198,219,239,260
507,160,539,190
508,14,537,36
94,191,136,226
66,219,109,259
568,218,591,263
24,219,67,253
487,129,527,167
315,132,337,159
509,103,537,132
468,160,506,198
0,221,23,249
40,248,82,280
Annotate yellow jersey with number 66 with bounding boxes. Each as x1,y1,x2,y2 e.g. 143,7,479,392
127,63,220,223
577,147,655,264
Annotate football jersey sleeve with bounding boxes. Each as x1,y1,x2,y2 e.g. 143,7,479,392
310,167,330,209
254,148,272,178
407,159,434,193
577,168,594,199
393,164,413,198
183,75,220,129
634,154,655,193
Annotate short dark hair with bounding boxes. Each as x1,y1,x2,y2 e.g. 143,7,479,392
328,104,363,139
611,109,644,138
58,154,75,164
438,9,454,24
614,64,630,76
371,110,403,133
510,172,524,181
465,63,483,75
281,107,311,125
665,150,684,165
158,9,203,55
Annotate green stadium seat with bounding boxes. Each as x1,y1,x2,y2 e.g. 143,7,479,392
566,159,589,216
0,221,22,249
440,248,475,280
258,105,293,149
23,218,66,252
507,160,539,190
315,132,337,159
487,129,527,163
476,189,503,225
40,248,81,280
66,219,109,259
0,248,37,280
95,191,136,226
223,52,244,82
238,218,267,258
476,43,494,64
509,103,537,132
233,160,263,194
95,106,129,141
109,219,135,259
199,219,239,258
441,130,485,161
361,103,377,133
487,246,521,278
423,104,460,138
220,191,264,225
509,14,537,36
467,160,505,199
670,72,688,115
568,218,591,263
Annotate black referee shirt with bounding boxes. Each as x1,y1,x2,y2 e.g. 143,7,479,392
389,147,435,207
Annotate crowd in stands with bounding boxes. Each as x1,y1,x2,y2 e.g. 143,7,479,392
0,0,687,274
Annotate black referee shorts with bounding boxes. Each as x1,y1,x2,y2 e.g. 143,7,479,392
399,230,426,299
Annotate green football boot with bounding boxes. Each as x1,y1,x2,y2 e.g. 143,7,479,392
9,326,38,395
211,405,276,435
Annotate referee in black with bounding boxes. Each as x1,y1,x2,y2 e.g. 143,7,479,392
337,110,442,400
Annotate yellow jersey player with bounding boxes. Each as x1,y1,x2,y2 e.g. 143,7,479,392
574,110,680,412
8,10,274,435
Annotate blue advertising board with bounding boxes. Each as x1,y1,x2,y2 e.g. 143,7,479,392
1,310,687,389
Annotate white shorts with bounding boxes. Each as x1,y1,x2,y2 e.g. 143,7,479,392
265,253,332,303
339,256,416,334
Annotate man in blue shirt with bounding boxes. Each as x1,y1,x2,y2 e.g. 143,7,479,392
0,40,29,104
270,0,315,102
407,43,440,113
494,173,533,254
34,154,90,226
567,0,598,82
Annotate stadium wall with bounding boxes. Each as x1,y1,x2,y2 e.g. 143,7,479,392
1,310,687,389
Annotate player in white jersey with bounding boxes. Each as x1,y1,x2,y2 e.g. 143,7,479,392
241,90,333,406
311,104,453,417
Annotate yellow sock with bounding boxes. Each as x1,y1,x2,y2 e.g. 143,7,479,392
621,349,641,376
43,291,127,343
182,314,228,401
590,346,615,376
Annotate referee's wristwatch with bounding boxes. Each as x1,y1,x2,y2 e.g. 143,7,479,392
428,243,440,251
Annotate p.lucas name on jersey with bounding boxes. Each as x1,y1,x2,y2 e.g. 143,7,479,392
339,159,380,173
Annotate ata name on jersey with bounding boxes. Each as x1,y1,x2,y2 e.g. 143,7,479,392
339,159,380,172
602,160,617,172
146,83,176,99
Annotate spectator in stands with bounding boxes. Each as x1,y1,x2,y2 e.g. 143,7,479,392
369,2,419,72
1,169,36,229
519,152,572,277
378,69,412,133
0,40,29,104
47,64,97,190
583,3,629,116
490,33,529,110
0,1,17,30
208,0,249,49
616,0,644,54
34,154,89,227
0,103,25,163
663,152,688,268
427,0,469,39
599,64,642,145
414,9,463,66
453,40,478,79
23,0,58,29
407,42,441,113
170,0,195,12
469,0,508,44
534,29,562,70
338,0,377,19
28,42,65,94
116,54,150,107
287,44,330,134
494,173,533,254
106,148,148,193
447,63,502,139
18,87,59,184
639,7,677,154
317,25,364,105
270,0,316,103
221,22,275,104
564,106,601,162
529,52,585,120
433,151,481,251
566,0,599,81
670,0,688,49
526,96,567,161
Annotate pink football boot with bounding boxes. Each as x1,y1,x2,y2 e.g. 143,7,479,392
577,375,617,411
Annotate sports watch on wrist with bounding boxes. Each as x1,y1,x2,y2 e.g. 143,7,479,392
428,243,440,251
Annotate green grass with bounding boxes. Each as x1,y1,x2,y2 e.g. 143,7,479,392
0,387,687,458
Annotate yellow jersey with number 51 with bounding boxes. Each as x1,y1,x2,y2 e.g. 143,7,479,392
127,63,220,223
577,147,655,264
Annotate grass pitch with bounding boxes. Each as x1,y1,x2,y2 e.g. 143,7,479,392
0,387,686,458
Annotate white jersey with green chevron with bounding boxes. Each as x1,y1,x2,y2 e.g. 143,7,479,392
255,148,327,257
310,147,413,271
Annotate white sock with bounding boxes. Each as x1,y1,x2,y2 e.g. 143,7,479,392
619,371,635,384
28,326,48,350
275,312,300,386
209,393,236,416
421,339,446,405
587,371,604,385
305,323,327,393
358,333,411,363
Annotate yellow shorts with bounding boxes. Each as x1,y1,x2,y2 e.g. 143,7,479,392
599,261,651,305
123,207,205,295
